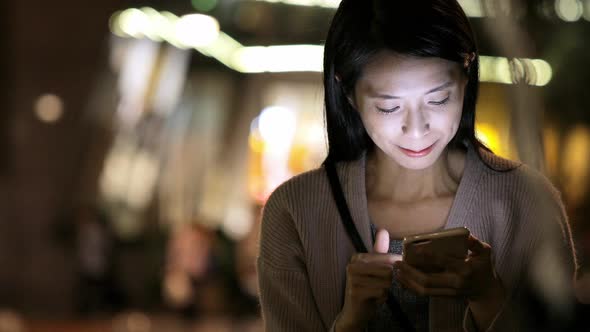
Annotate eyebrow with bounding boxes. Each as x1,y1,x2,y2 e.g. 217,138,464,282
372,81,453,99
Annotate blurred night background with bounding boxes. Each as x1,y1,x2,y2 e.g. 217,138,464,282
0,0,590,331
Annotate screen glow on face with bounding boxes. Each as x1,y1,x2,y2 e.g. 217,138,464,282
353,52,467,170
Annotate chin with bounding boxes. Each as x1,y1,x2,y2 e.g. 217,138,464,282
395,156,438,170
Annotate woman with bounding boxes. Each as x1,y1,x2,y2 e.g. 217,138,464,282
257,0,578,331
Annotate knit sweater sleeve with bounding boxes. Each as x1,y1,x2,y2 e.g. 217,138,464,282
463,166,578,332
256,184,329,331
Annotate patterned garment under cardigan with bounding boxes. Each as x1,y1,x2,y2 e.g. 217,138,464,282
257,145,578,331
368,223,429,332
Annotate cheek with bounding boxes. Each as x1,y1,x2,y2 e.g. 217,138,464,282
359,112,402,141
450,111,461,131
429,107,462,135
445,99,464,133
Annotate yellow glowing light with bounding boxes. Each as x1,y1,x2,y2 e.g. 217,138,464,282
480,56,510,84
458,0,485,17
543,126,560,177
159,12,182,47
249,117,266,154
198,32,245,67
112,9,220,48
555,0,583,21
261,0,340,8
109,11,126,37
479,56,553,86
172,14,220,48
139,7,165,40
475,123,501,154
35,94,64,123
258,106,297,147
232,45,324,73
118,8,152,38
109,9,553,83
232,46,266,73
562,125,590,206
249,133,265,154
531,59,553,86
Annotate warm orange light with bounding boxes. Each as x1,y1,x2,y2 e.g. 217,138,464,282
475,123,501,154
561,125,590,207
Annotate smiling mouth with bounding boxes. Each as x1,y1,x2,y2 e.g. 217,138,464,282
398,142,437,158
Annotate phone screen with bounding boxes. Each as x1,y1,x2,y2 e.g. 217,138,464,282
402,227,469,272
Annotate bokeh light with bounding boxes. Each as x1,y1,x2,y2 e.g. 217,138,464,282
0,310,24,332
191,0,219,12
34,93,64,123
118,8,152,38
258,106,297,150
555,0,584,21
172,14,220,48
562,125,590,207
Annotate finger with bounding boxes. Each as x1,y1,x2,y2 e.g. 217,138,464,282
352,253,402,265
405,249,463,271
397,274,459,297
467,235,490,255
348,262,394,279
395,261,464,290
373,228,390,254
347,284,390,302
429,254,467,272
349,274,393,289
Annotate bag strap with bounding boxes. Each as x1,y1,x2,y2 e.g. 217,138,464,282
325,161,368,253
325,161,416,332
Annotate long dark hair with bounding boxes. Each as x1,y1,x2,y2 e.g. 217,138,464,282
323,0,488,163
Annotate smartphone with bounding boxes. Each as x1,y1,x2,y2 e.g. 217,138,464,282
402,227,470,272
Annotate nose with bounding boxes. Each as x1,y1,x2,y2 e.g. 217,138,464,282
401,108,430,138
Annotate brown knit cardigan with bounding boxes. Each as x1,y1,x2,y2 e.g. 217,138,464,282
257,146,577,331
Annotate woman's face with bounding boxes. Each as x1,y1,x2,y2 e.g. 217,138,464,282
352,51,468,170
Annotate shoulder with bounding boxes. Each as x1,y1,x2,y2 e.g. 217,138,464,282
481,149,560,195
259,165,335,268
476,147,522,172
474,148,565,216
264,165,330,213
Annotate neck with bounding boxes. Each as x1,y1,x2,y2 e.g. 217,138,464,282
366,148,465,204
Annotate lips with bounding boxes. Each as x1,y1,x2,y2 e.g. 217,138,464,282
398,141,437,158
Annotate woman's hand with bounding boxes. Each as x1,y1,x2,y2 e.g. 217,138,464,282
336,229,401,332
394,234,506,330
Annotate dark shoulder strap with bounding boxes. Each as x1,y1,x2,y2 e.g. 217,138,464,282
324,161,417,332
325,161,367,253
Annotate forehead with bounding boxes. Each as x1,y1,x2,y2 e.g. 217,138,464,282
358,51,461,93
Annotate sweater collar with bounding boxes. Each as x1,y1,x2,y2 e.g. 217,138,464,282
337,144,481,251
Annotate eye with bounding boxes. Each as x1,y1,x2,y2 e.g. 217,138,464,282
428,96,450,106
376,106,400,114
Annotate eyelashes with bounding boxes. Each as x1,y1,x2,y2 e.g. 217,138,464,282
377,106,400,113
376,96,450,114
428,96,450,106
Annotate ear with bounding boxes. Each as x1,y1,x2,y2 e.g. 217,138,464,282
462,52,476,69
346,92,357,110
336,72,358,110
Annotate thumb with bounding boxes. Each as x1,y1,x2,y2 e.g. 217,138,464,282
373,228,390,254
467,234,488,255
